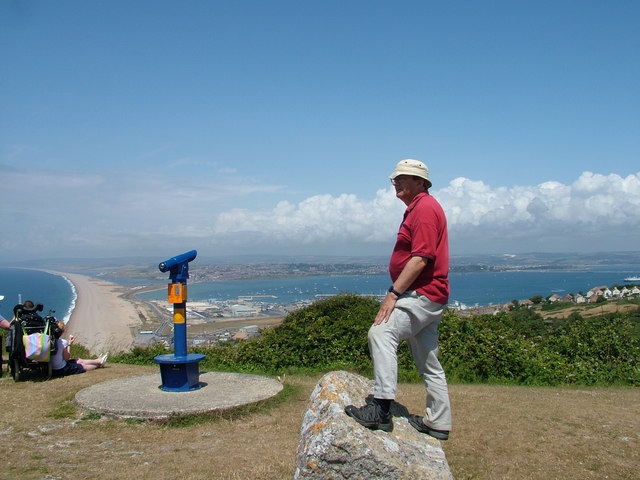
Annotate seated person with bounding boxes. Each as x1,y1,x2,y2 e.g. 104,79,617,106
0,312,10,331
0,309,9,373
1,296,13,372
51,321,108,376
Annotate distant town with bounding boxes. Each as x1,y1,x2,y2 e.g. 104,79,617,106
96,257,617,284
19,249,640,281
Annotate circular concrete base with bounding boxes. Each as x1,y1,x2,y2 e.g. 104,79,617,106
75,372,284,419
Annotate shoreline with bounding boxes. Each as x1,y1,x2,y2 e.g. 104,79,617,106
48,271,142,355
57,272,77,323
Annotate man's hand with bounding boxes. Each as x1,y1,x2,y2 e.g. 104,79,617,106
372,256,429,326
374,293,398,325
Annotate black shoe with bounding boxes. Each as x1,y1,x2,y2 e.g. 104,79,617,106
407,414,449,440
345,403,394,432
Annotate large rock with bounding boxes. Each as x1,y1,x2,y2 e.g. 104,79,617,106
294,370,453,479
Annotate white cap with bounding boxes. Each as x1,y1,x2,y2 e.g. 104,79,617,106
389,159,432,189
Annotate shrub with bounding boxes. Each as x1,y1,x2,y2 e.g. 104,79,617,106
545,312,640,385
440,309,639,385
198,294,379,374
116,295,640,386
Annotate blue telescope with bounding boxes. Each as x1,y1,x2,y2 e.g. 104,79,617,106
159,250,197,283
154,249,204,392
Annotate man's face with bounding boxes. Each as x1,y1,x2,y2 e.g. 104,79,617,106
391,175,424,205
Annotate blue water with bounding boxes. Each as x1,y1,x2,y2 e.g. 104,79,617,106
1,265,638,323
0,268,76,322
137,264,640,306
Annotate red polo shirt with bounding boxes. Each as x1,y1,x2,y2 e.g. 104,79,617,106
389,192,450,305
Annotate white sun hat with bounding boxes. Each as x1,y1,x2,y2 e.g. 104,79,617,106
389,159,432,189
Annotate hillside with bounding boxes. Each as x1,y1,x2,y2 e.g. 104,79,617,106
0,364,637,480
2,294,639,478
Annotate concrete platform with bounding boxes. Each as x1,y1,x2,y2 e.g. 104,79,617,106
74,372,284,419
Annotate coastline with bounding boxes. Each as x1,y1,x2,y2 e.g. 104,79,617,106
58,273,77,322
48,271,141,355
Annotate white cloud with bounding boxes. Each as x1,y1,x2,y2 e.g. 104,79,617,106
438,172,640,227
433,171,640,253
1,165,639,260
213,190,402,245
212,171,640,254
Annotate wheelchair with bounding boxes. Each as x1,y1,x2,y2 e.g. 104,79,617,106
5,302,60,381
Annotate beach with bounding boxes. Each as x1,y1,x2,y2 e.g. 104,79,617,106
56,272,141,355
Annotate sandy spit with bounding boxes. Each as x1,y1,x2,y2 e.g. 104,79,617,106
51,272,142,355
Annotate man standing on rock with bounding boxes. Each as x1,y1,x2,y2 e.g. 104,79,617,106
345,159,452,440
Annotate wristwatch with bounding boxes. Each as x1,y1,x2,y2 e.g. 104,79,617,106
388,286,403,297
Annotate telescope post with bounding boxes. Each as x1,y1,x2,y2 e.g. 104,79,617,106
154,250,205,392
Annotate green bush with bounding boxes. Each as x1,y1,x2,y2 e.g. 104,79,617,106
197,294,378,373
440,309,639,385
115,294,640,386
439,312,536,383
545,312,640,384
69,342,92,359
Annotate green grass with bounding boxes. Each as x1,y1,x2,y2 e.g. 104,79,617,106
46,392,77,419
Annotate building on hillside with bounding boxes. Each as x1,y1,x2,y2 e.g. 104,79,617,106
587,286,609,298
587,293,600,303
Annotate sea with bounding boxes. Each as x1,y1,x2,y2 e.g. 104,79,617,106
2,264,639,321
136,265,640,306
0,268,76,322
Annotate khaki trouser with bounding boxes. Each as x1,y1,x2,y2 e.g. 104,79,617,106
368,291,452,431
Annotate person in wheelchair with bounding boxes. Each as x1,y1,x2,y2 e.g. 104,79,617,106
7,300,59,380
13,300,47,327
50,321,107,376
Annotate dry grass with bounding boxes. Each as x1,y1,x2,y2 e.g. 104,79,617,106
0,364,638,480
541,301,639,319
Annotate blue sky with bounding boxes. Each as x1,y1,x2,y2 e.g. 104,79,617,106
1,1,639,261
